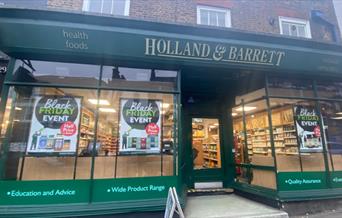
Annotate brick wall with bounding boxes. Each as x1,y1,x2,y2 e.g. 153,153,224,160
47,0,83,11
130,0,196,24
46,0,340,43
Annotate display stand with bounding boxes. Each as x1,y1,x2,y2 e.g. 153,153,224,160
164,187,185,218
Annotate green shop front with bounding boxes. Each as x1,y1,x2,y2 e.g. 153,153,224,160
0,8,342,217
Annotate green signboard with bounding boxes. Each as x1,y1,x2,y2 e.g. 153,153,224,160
92,176,177,202
331,171,342,188
0,177,177,205
278,172,327,191
0,9,341,74
0,180,90,205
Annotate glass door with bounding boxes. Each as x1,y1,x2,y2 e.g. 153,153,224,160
192,118,222,171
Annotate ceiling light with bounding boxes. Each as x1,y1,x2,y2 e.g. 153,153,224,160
336,112,342,115
235,106,257,112
162,103,170,109
232,113,238,116
99,108,116,113
15,107,22,111
214,123,219,126
88,99,110,105
331,117,342,120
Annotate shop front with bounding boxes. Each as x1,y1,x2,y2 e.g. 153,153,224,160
0,7,342,217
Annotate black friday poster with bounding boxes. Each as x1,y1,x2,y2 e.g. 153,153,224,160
119,98,161,153
294,105,323,152
26,96,81,154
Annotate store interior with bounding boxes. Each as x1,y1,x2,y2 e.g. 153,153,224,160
192,118,221,169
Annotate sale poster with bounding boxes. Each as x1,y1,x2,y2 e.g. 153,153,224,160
26,96,82,154
294,105,323,152
119,98,162,153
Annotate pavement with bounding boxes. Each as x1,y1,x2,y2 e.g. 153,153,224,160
184,194,288,218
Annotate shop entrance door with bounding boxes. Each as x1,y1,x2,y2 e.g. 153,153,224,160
191,117,224,185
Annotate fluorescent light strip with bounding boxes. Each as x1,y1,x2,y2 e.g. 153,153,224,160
88,99,110,105
99,108,116,113
235,106,257,112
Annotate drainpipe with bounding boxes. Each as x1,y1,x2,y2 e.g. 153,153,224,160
311,10,341,43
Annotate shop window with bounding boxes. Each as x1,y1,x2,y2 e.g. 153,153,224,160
93,90,176,178
233,100,276,189
82,0,130,16
233,107,249,184
270,98,325,172
267,76,314,97
101,66,178,92
12,60,101,87
1,86,97,180
279,16,311,38
197,5,231,28
320,101,342,171
316,80,342,99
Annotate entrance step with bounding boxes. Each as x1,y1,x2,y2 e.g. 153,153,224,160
188,188,234,196
184,194,288,218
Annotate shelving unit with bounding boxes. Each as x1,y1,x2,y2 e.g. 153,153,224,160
233,107,299,160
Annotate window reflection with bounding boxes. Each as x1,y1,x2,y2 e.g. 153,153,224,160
101,66,177,91
13,60,101,86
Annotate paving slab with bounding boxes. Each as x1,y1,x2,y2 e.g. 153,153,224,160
184,194,288,218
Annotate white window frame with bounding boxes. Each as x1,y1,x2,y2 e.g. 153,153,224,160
82,0,130,16
279,16,311,38
196,5,231,28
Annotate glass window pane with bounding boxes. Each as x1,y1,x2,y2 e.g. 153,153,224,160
297,25,306,37
94,90,176,178
282,22,290,35
289,24,298,36
243,100,274,166
88,0,102,12
1,87,97,180
13,60,101,87
320,101,342,171
251,169,276,189
317,80,342,99
200,10,209,25
268,76,314,97
209,11,217,26
217,12,226,27
101,66,178,91
113,0,127,16
102,0,112,14
192,118,221,169
270,98,325,172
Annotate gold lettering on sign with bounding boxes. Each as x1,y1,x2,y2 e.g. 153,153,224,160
144,37,286,66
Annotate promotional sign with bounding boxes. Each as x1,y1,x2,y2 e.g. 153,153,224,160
294,106,323,152
27,96,82,154
119,98,161,153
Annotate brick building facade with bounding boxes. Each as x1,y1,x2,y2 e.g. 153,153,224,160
44,0,341,43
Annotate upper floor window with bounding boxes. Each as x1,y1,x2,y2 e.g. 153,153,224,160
279,16,311,38
83,0,130,16
197,5,231,28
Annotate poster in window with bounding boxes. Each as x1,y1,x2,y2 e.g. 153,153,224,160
119,98,161,154
294,105,323,152
26,96,82,154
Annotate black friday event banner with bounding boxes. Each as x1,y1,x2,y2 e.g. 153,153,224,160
294,105,323,152
119,98,161,153
26,96,81,154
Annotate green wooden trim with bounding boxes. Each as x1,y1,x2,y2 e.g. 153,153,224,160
4,82,180,95
233,182,278,200
265,75,280,192
0,198,179,218
278,188,342,201
236,163,275,171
